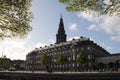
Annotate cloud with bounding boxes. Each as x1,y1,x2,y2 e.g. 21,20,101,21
111,36,120,41
77,12,99,22
101,42,112,50
77,12,120,41
35,42,47,48
35,39,55,49
68,36,80,41
49,39,55,44
0,39,49,60
99,16,120,34
69,23,77,31
0,39,32,60
88,24,97,31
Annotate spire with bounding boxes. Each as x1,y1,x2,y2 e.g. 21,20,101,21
56,15,67,44
58,14,64,33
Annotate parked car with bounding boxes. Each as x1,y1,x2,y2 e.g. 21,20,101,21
8,67,15,71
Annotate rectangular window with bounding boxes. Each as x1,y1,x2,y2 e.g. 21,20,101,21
68,57,70,61
88,55,91,59
73,55,75,61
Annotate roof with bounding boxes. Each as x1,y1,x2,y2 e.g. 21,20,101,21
28,36,109,55
33,36,90,51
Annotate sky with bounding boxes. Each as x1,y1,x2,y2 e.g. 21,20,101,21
0,0,120,60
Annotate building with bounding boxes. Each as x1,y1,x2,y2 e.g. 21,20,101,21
0,55,25,70
25,16,120,72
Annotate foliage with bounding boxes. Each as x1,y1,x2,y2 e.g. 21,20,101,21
56,53,66,65
76,51,88,67
0,55,10,67
40,53,49,66
0,0,33,39
59,0,120,16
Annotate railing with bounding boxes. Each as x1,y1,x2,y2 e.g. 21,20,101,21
0,70,120,80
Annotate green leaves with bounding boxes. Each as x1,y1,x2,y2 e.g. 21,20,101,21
0,0,33,39
0,55,10,67
59,0,120,16
59,0,69,3
40,53,49,66
56,53,66,65
76,51,88,67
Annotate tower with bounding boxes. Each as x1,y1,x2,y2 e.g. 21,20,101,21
56,15,67,44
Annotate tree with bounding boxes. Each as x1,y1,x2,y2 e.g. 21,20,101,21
40,53,49,66
0,55,10,67
59,0,120,16
0,0,33,39
76,51,88,67
56,53,66,65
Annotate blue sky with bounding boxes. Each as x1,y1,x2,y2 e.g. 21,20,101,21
0,0,120,60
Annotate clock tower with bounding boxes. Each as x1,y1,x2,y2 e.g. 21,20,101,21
56,15,67,44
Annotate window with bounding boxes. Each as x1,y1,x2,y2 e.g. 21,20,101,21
73,63,75,67
88,63,91,66
87,47,90,50
69,64,70,67
81,47,84,50
77,63,79,67
73,55,75,61
69,50,71,53
88,55,91,60
60,65,61,68
76,48,79,52
65,51,67,53
65,64,67,67
68,57,71,61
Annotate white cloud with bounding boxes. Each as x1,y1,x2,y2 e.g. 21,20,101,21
35,42,47,48
101,42,112,50
35,39,55,48
89,37,96,42
88,24,97,31
99,16,120,34
0,39,49,60
68,36,80,41
49,39,55,44
77,12,99,22
0,39,32,60
77,12,120,41
69,23,77,31
111,36,120,41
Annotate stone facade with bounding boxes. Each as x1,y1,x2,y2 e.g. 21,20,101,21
25,16,120,72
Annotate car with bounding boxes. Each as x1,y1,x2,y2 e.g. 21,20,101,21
8,67,15,71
